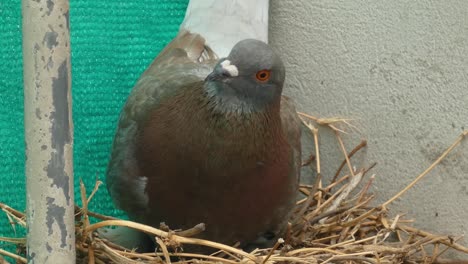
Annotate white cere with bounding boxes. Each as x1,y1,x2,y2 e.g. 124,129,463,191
220,60,239,77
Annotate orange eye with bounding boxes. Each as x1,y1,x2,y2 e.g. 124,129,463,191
256,70,271,82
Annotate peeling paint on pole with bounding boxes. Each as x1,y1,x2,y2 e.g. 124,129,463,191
22,0,75,263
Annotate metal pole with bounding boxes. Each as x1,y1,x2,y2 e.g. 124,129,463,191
22,0,75,263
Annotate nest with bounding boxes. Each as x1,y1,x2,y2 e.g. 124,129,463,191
1,115,468,264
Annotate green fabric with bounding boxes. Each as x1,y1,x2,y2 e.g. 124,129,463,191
0,0,188,242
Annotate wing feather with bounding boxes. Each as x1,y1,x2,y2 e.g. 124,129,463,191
280,96,302,184
106,31,216,218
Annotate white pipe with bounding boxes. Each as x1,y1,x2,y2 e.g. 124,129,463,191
22,0,75,262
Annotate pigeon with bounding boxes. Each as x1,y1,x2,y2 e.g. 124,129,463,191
105,0,302,252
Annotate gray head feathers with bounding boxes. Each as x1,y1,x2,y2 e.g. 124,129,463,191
204,39,285,114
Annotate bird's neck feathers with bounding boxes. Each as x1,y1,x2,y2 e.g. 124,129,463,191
170,82,283,140
203,81,281,116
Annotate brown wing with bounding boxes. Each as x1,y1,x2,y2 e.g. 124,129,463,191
280,96,302,184
106,31,217,219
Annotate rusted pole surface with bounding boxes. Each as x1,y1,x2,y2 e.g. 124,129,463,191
22,0,75,263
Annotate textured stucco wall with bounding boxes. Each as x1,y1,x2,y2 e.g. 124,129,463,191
270,0,468,253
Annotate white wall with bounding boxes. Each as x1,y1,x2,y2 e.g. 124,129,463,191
270,0,468,254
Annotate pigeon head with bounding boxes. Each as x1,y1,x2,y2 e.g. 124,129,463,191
205,39,285,114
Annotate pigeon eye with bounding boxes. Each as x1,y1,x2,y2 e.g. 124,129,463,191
255,70,271,82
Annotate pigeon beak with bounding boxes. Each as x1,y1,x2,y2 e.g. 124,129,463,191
205,59,239,82
219,59,239,77
205,71,222,82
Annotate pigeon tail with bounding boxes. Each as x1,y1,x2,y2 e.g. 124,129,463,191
180,0,269,58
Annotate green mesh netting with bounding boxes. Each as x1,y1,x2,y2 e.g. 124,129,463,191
0,0,189,241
